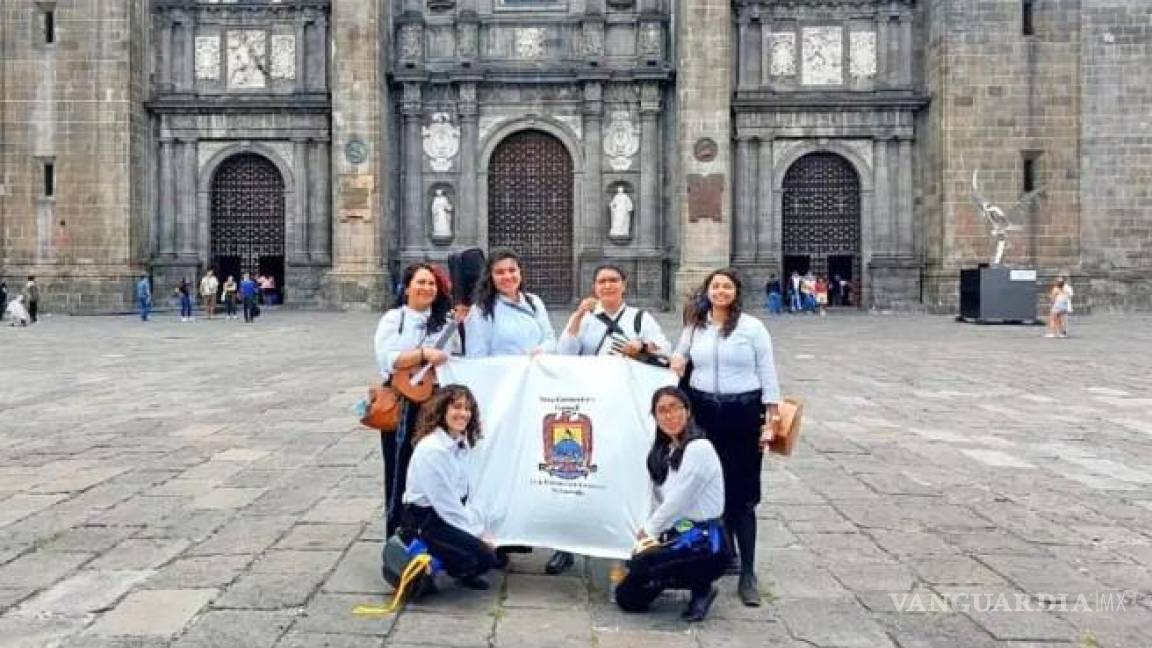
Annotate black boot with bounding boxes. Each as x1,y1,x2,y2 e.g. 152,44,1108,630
734,507,761,607
722,516,739,575
681,586,718,623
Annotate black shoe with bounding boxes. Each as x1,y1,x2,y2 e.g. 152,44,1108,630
737,572,761,607
544,551,575,575
456,575,489,590
681,586,718,623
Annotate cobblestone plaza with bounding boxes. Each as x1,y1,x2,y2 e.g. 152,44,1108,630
1,311,1151,647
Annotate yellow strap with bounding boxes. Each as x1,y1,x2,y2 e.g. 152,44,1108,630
353,554,434,616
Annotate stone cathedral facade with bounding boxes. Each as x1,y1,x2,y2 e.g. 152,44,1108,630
2,0,1151,313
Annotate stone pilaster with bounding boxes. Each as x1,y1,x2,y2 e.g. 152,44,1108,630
583,82,604,248
458,82,479,246
638,82,660,251
401,83,424,254
326,0,387,309
674,0,733,299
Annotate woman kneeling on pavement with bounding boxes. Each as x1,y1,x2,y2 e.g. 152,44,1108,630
400,385,499,590
615,386,729,622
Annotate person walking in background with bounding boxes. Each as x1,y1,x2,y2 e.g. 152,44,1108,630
788,271,802,313
199,270,219,320
24,276,40,324
1046,277,1071,338
6,295,30,327
0,281,8,322
176,277,193,322
815,276,829,317
136,275,152,322
222,275,238,320
240,272,259,323
764,275,782,315
258,273,276,306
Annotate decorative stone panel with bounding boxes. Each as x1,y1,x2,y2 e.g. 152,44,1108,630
423,112,460,172
270,35,296,79
515,27,547,59
603,111,640,171
195,36,221,80
850,31,877,80
768,32,795,77
801,26,842,86
227,30,267,89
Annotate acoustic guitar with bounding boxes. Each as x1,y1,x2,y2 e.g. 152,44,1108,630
391,321,458,404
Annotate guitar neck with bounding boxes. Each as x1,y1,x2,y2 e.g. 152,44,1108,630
428,320,458,351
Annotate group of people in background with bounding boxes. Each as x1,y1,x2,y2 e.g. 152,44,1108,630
763,271,852,316
373,251,783,622
135,271,267,323
1,277,39,327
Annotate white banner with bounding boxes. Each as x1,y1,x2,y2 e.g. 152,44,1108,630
438,356,676,559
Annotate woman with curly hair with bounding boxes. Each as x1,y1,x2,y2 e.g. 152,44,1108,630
401,385,497,590
615,386,729,622
669,268,782,606
373,262,458,535
463,249,556,357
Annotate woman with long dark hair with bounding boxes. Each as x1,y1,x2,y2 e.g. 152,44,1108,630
615,387,728,622
464,249,556,357
669,268,781,606
373,262,457,536
400,385,497,590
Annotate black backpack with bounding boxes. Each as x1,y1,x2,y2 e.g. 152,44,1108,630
448,248,486,306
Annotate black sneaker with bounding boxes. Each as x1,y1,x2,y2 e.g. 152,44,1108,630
456,575,490,590
544,551,575,575
681,586,718,623
737,572,761,607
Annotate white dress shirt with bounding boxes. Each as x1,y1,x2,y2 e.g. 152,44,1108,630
673,313,781,404
464,292,557,357
402,428,484,537
373,306,459,380
643,439,725,537
557,302,670,357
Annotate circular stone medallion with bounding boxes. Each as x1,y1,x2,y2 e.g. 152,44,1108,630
693,138,718,162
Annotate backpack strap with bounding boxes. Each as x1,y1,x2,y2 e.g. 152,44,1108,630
633,309,644,336
398,309,405,335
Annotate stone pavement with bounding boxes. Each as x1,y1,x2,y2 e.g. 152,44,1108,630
1,309,1151,648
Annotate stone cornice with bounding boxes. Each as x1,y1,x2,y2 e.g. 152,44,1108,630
146,94,330,114
733,91,928,111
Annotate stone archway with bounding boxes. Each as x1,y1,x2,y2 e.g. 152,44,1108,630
209,152,286,300
781,152,862,304
487,129,575,304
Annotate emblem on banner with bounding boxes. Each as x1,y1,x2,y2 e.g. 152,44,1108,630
539,409,598,480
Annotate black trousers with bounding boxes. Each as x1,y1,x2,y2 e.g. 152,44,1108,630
687,388,764,514
615,526,730,612
402,505,497,580
381,398,422,536
28,300,38,323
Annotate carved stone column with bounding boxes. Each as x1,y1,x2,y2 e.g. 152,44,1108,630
875,13,888,87
309,140,331,263
639,83,660,251
402,83,424,251
313,15,329,91
756,138,774,263
582,82,604,247
160,18,173,92
897,138,914,254
899,14,912,86
178,17,194,93
873,138,892,254
158,138,176,256
176,139,197,258
291,138,310,263
295,16,308,91
733,137,755,262
458,82,479,245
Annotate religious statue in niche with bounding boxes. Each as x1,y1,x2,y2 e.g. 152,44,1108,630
608,186,634,239
422,113,460,172
431,188,454,240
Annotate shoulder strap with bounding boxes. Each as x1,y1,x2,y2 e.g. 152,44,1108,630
398,309,405,335
633,309,644,335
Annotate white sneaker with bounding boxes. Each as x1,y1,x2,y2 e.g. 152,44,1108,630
1043,333,1056,338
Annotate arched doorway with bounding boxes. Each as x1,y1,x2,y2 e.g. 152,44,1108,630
781,152,862,305
210,153,286,302
487,130,574,304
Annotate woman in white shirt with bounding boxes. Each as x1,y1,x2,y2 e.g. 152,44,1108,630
401,385,498,590
373,263,457,536
670,268,782,607
615,386,729,623
464,249,556,357
558,264,670,360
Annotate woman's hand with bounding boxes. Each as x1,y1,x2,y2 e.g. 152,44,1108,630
759,410,782,451
621,340,645,357
480,532,497,551
577,297,598,315
669,354,687,378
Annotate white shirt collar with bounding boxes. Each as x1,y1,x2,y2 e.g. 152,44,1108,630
433,427,468,452
593,301,628,318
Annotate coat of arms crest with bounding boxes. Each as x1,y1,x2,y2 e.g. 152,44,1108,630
603,111,640,171
422,112,460,172
538,408,597,480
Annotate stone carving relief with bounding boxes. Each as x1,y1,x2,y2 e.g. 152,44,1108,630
687,174,724,222
422,113,460,172
270,35,295,80
801,26,843,86
638,22,662,58
582,22,604,58
227,30,267,89
457,23,478,59
399,24,423,62
849,31,877,79
768,32,796,77
195,36,220,80
608,186,634,239
603,111,640,172
515,28,546,59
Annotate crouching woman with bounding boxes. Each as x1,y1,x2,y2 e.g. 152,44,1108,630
615,387,730,622
400,385,499,590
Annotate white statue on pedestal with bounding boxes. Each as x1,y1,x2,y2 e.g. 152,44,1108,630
609,186,633,238
431,189,453,239
970,170,1044,265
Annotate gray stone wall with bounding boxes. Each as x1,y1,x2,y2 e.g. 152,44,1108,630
1080,3,1152,311
919,0,1083,313
0,0,147,313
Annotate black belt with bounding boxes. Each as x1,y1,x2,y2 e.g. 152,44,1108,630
688,387,762,406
